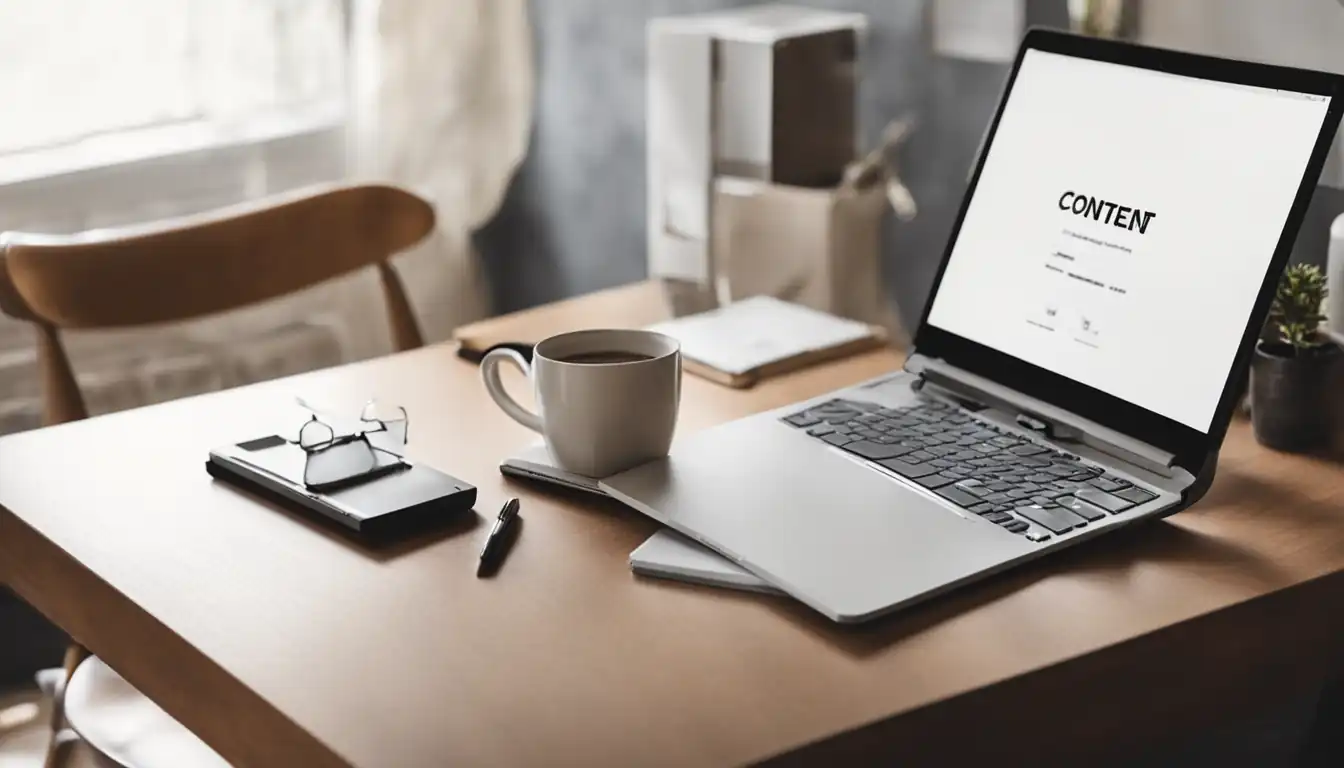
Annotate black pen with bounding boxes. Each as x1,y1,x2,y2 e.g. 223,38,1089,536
477,498,521,576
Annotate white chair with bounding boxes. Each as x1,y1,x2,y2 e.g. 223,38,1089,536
40,658,230,768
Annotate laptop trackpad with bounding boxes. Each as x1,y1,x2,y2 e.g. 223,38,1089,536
602,416,1035,622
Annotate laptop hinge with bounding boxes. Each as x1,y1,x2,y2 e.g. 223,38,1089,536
905,354,1178,476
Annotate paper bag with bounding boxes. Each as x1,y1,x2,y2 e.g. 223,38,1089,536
712,178,900,339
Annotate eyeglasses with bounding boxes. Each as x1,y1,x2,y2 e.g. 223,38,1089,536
294,400,409,490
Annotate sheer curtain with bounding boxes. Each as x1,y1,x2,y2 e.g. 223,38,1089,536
0,0,345,158
348,0,533,341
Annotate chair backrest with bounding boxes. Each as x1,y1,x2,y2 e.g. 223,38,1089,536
0,183,435,425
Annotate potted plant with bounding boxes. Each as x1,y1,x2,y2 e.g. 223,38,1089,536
1251,264,1341,452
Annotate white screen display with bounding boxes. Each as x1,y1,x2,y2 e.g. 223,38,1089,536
927,49,1331,432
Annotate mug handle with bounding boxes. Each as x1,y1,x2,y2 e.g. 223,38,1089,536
481,347,543,433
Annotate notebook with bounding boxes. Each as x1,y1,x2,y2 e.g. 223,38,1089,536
647,295,885,387
499,444,773,592
629,530,781,594
453,281,885,388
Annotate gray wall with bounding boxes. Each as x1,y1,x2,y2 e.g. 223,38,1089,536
477,1,1343,325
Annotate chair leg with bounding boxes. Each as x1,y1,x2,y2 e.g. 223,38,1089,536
43,729,81,768
42,643,89,768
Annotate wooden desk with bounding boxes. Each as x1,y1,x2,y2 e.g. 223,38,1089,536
3,281,1344,766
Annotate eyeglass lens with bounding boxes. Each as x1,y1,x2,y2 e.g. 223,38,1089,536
361,402,408,452
298,417,335,449
304,439,378,488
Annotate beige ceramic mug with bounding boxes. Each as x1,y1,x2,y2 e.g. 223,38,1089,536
481,329,682,477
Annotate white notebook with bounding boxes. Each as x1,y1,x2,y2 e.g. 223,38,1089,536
499,444,774,592
629,530,780,593
644,296,882,387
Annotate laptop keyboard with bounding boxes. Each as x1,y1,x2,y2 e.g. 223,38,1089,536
782,398,1159,541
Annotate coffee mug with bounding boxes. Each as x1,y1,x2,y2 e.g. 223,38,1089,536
481,329,682,477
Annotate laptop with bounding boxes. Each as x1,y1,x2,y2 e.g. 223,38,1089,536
601,30,1344,623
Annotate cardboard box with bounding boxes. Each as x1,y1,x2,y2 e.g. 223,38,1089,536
647,5,866,283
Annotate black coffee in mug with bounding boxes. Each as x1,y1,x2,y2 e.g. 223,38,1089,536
483,328,681,476
557,351,655,365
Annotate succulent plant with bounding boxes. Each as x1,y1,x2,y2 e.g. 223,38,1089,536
1268,264,1329,354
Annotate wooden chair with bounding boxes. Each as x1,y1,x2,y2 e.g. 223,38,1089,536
0,182,432,426
0,182,436,767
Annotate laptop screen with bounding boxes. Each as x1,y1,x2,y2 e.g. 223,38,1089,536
924,48,1333,433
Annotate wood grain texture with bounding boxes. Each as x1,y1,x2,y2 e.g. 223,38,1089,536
0,183,434,426
1,281,1344,767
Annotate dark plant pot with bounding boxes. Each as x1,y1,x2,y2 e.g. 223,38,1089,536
1251,340,1342,452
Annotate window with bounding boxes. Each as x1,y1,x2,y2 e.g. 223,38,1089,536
0,0,346,165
